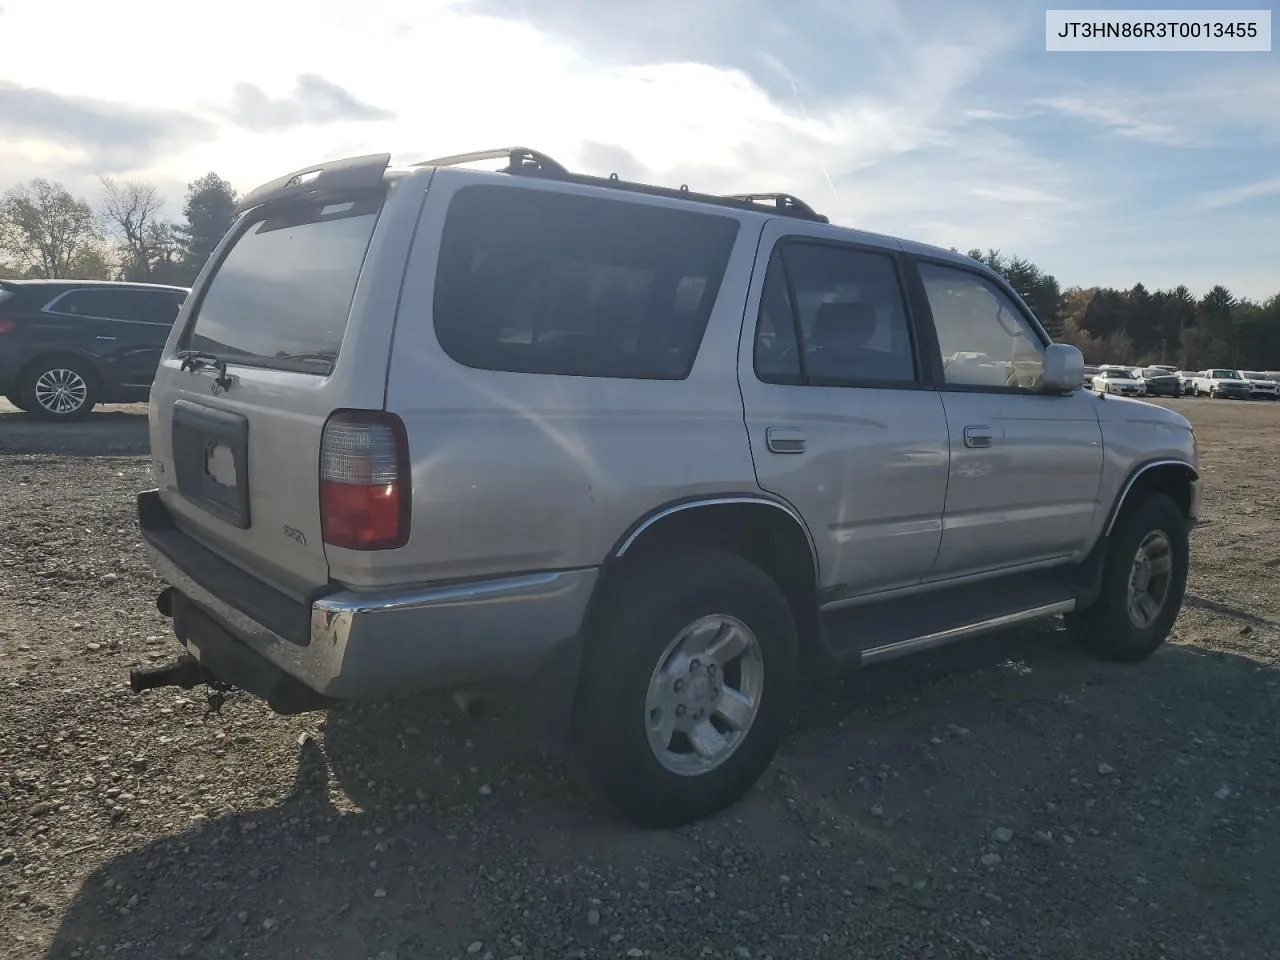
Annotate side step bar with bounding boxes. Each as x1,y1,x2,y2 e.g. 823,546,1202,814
860,599,1077,666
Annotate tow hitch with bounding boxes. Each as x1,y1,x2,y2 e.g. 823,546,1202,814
129,654,233,717
129,654,204,693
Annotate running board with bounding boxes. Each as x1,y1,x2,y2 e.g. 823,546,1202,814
860,599,1076,666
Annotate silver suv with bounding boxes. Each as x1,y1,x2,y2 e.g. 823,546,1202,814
130,148,1200,827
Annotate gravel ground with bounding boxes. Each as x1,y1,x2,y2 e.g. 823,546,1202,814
2,396,1279,960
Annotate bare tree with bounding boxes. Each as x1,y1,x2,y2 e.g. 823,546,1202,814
100,176,165,281
0,179,103,278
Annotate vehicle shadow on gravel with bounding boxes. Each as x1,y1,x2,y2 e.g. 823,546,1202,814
43,625,1280,960
0,406,149,457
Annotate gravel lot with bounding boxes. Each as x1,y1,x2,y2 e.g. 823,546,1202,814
2,396,1279,960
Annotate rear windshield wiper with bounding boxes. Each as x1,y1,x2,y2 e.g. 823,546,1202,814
177,350,234,391
271,351,337,372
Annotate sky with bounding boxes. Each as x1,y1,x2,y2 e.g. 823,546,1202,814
0,0,1277,299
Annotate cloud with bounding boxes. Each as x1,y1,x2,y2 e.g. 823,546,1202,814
970,185,1069,205
1036,96,1192,145
1194,177,1280,212
226,74,396,132
0,82,213,172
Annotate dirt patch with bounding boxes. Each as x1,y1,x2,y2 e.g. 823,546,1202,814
1,397,1279,960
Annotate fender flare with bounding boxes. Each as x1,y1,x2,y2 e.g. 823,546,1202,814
1102,458,1199,538
610,493,820,583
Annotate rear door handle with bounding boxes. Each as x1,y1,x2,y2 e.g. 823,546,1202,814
963,425,994,448
766,426,806,454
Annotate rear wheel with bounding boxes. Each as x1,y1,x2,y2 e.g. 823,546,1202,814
19,357,98,421
573,547,800,828
1065,490,1189,662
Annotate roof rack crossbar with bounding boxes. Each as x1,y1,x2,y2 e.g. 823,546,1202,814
414,147,570,177
720,193,828,222
415,146,830,223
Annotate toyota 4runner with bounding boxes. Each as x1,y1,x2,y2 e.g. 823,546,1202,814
130,148,1199,828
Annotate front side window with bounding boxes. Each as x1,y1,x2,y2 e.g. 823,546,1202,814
918,262,1046,390
433,186,740,380
753,241,917,385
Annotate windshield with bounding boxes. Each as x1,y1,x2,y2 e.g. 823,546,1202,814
1109,370,1133,379
1241,371,1265,378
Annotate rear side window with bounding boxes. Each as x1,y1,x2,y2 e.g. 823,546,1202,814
432,186,740,379
49,289,147,322
182,195,381,374
753,241,918,385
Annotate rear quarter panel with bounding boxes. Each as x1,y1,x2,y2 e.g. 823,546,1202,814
355,174,766,590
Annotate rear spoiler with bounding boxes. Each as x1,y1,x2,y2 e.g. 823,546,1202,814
233,153,392,217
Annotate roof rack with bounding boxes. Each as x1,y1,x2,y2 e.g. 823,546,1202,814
414,146,829,223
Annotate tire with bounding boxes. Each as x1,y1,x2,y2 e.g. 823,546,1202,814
18,357,98,422
1065,490,1189,663
572,546,800,828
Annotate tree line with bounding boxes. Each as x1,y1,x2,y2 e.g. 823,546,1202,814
0,174,238,288
958,248,1280,371
3,174,1277,371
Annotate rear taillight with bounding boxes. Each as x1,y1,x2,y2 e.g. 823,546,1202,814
319,411,410,550
0,317,15,334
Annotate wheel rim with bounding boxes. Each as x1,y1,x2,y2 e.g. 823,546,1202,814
33,368,88,415
1127,530,1173,629
643,614,765,777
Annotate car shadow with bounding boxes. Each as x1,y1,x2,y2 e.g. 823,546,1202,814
0,405,149,457
1185,593,1280,631
40,618,1280,959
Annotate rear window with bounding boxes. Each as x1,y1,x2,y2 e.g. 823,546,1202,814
432,185,741,380
182,195,381,374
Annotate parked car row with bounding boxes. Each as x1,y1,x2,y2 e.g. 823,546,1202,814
1183,368,1280,400
1082,362,1280,400
0,279,191,420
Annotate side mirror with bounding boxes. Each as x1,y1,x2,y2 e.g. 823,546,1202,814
1042,343,1085,393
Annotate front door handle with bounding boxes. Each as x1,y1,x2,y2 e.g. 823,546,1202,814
963,425,994,448
766,426,806,454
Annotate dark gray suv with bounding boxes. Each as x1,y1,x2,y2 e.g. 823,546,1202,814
0,279,189,420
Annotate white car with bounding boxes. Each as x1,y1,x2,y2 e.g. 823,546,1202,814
1092,369,1147,396
1238,370,1280,400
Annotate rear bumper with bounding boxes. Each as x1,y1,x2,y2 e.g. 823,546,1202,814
136,489,598,702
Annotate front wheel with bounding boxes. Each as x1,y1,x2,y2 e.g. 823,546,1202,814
572,547,800,828
1065,490,1189,662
